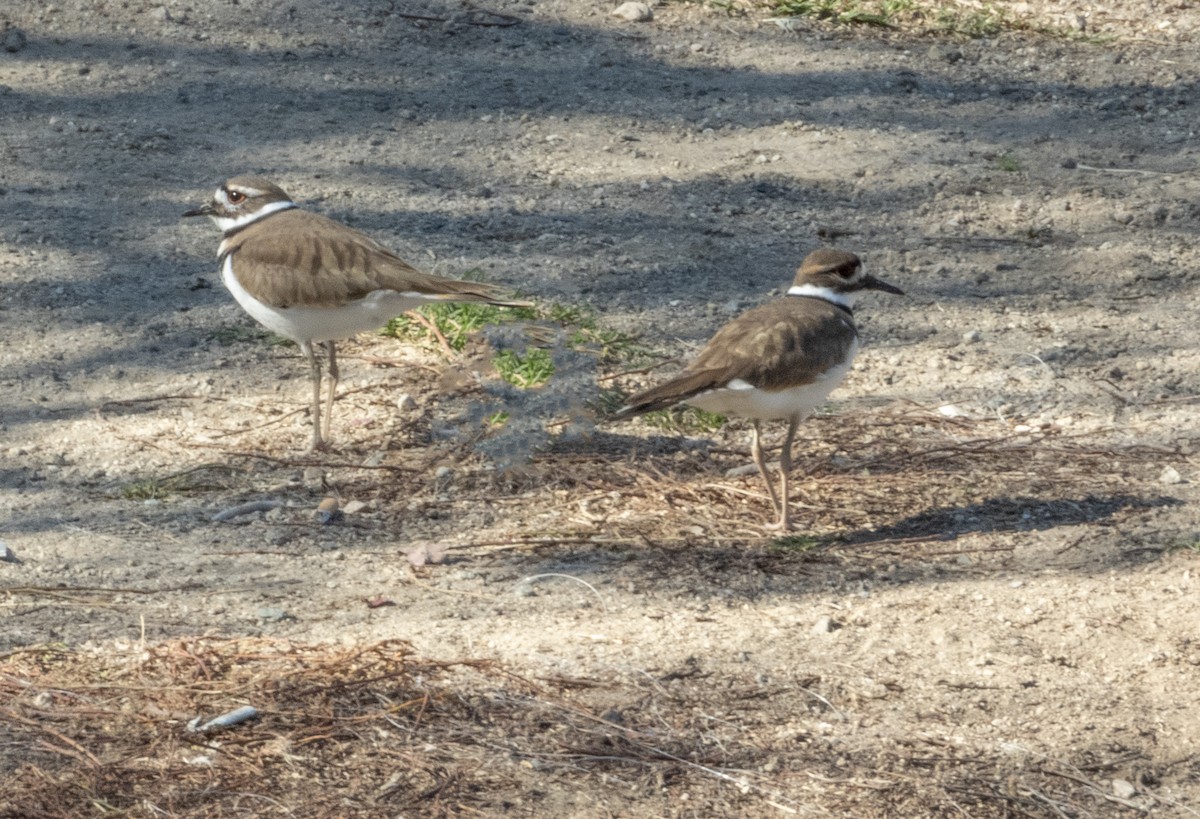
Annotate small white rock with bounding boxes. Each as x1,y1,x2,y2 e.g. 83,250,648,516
1159,465,1183,485
0,542,18,564
811,616,836,635
612,2,652,22
937,404,967,418
962,329,983,343
396,393,417,412
1111,779,1136,799
343,500,368,515
435,466,453,479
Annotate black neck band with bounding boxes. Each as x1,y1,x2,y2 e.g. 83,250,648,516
219,202,298,242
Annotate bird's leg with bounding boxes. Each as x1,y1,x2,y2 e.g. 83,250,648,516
776,415,800,531
322,341,338,443
750,420,781,515
302,341,324,452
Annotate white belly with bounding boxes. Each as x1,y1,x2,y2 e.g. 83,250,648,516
687,343,857,421
221,256,430,343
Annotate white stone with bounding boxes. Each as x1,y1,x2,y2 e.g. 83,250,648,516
1112,779,1136,799
612,2,653,22
1159,465,1183,485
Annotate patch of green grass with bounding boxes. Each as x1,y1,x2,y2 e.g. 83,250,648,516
642,406,727,434
765,0,1064,38
384,300,539,352
1167,538,1200,555
768,534,827,554
996,153,1021,172
665,0,747,15
119,465,238,502
121,479,172,501
384,279,650,397
932,4,1009,37
494,348,555,389
771,0,898,27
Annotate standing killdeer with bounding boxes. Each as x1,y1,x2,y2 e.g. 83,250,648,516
184,175,527,451
614,248,903,531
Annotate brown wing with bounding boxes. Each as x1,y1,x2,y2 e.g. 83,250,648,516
618,298,858,416
224,210,519,309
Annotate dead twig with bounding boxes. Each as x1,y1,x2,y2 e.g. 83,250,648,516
212,500,285,522
404,309,457,358
598,357,681,383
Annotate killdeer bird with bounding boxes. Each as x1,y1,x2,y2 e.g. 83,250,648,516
615,249,903,531
184,175,527,451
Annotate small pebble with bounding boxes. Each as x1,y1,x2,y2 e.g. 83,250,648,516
962,329,983,343
0,542,20,564
811,616,836,635
1159,466,1183,485
611,2,653,22
396,393,417,412
1111,779,1136,799
343,500,368,515
256,607,289,622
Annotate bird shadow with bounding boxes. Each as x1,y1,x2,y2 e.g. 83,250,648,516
840,492,1182,546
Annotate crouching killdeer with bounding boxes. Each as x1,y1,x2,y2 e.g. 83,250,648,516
615,248,903,531
184,176,527,451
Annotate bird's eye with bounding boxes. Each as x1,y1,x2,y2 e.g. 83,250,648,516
839,265,857,279
227,190,246,204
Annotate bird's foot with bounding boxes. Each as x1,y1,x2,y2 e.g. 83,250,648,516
305,438,335,454
762,515,796,533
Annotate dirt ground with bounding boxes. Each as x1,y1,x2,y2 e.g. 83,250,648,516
2,0,1199,815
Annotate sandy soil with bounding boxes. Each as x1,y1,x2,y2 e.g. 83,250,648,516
2,0,1199,815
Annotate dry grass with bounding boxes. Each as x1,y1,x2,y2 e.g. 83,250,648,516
6,403,1192,817
2,631,1184,817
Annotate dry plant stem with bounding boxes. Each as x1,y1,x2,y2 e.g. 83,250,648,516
520,573,608,613
598,357,680,382
208,406,307,439
211,500,285,522
404,308,457,358
216,449,419,473
95,393,204,419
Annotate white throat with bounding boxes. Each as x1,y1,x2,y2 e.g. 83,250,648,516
787,283,856,309
212,200,296,234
